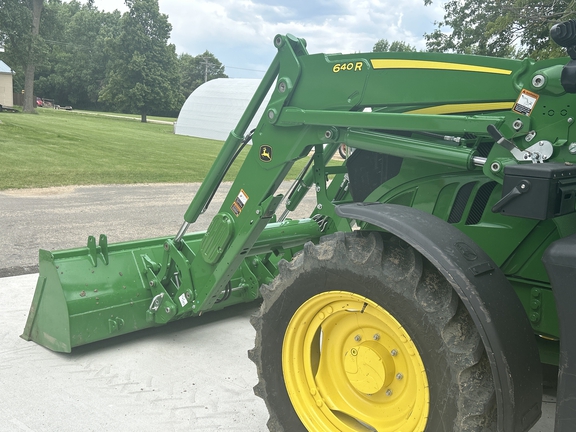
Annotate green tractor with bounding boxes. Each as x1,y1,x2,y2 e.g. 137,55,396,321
22,20,576,432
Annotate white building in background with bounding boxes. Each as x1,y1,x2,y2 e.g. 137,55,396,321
174,78,272,141
0,60,14,108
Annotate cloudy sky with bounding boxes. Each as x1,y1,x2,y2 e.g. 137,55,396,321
89,0,448,79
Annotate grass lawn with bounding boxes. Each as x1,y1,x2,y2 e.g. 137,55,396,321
0,108,315,190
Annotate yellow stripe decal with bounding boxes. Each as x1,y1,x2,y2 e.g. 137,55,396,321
406,102,515,115
370,59,512,75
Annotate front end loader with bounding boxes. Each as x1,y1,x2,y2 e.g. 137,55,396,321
22,21,576,432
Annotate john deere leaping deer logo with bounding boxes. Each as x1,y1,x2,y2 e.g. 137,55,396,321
260,145,272,162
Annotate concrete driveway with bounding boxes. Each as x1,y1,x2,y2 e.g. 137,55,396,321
0,183,557,431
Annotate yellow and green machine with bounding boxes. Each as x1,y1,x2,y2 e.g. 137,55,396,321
22,21,576,432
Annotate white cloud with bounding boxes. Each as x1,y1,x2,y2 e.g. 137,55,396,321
87,0,447,78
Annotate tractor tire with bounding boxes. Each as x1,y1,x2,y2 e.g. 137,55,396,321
249,231,496,432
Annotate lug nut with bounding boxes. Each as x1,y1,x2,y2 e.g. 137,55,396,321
354,335,362,342
396,373,404,380
391,349,398,357
373,333,380,341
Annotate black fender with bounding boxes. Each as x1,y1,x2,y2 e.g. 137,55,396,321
542,235,576,432
335,203,542,432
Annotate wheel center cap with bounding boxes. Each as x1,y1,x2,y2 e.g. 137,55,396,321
344,342,395,394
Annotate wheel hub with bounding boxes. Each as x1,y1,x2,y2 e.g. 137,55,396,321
282,291,429,432
344,341,395,394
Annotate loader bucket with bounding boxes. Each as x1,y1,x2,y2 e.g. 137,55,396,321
21,234,167,353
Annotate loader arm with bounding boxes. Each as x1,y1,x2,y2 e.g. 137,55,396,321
23,27,576,431
22,22,576,432
24,32,576,348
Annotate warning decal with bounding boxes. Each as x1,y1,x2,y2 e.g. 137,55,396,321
231,189,249,217
513,89,539,116
179,293,188,307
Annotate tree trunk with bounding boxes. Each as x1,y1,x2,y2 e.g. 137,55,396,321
23,0,43,113
23,62,36,113
141,113,147,123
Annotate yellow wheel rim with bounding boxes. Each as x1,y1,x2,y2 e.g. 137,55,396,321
282,291,429,432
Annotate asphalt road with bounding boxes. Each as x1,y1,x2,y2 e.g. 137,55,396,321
0,181,315,277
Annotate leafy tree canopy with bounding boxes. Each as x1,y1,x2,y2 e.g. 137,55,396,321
425,0,576,59
373,39,417,52
179,50,228,98
0,0,46,112
35,1,121,109
1,0,229,115
98,0,182,121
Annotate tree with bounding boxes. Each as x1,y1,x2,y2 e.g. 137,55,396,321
34,1,122,109
373,39,417,52
179,50,227,99
99,0,182,122
424,0,576,59
0,0,45,112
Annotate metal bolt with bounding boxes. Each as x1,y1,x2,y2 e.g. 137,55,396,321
185,292,191,300
165,307,171,314
278,82,286,93
268,109,275,120
354,335,362,342
391,349,398,357
386,389,393,396
396,373,404,380
512,120,523,131
569,118,574,124
164,243,170,251
532,74,545,88
373,334,380,341
324,130,333,139
256,209,261,215
149,281,155,287
490,162,501,173
317,204,323,210
569,143,576,155
316,185,321,193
